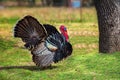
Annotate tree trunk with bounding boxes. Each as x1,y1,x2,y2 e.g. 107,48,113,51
94,0,120,53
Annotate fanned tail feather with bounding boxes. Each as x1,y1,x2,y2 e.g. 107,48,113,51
14,15,47,50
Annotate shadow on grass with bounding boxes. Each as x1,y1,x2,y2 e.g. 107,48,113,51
0,65,58,71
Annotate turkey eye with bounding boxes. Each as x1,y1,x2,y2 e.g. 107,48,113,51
64,27,66,31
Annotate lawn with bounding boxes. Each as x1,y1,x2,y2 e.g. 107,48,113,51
0,7,120,80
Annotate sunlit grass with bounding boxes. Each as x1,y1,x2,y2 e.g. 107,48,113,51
0,7,97,23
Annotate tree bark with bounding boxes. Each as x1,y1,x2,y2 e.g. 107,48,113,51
94,0,120,53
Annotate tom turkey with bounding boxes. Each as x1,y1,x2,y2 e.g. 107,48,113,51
14,15,72,68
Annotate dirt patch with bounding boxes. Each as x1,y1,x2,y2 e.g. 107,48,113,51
74,43,98,49
69,31,98,36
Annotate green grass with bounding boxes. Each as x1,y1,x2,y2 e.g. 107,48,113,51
0,7,120,80
71,36,98,45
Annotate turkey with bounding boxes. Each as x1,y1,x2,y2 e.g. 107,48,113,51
14,15,72,68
